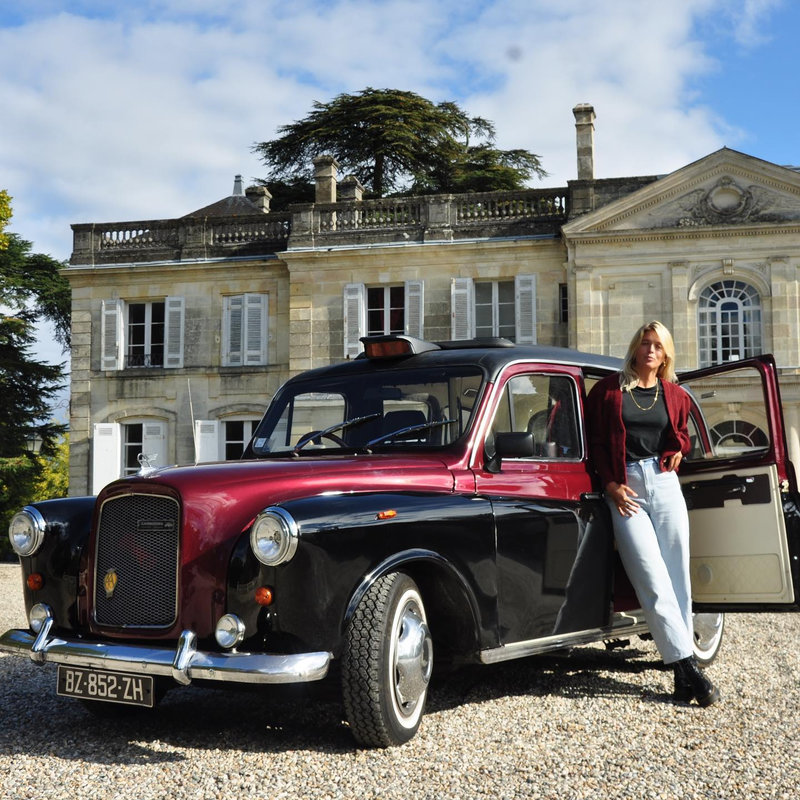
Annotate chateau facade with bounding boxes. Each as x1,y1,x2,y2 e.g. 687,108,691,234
65,105,800,494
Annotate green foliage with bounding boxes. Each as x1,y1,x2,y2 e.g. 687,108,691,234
254,88,546,198
0,189,10,249
0,200,70,558
32,433,70,502
0,232,71,349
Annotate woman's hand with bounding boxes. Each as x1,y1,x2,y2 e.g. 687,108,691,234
661,452,682,472
606,481,640,516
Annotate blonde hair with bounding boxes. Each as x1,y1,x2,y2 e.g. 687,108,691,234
619,320,678,391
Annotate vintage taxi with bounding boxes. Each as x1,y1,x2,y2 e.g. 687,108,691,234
2,335,799,747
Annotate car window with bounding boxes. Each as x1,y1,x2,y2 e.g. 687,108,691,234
250,367,484,455
490,374,581,459
681,364,771,462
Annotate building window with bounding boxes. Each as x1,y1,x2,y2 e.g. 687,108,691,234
92,420,167,493
127,302,164,368
451,275,537,344
101,297,184,371
698,280,762,367
343,281,424,358
475,281,516,340
367,286,405,336
710,419,769,456
222,293,268,366
223,419,258,460
559,283,569,324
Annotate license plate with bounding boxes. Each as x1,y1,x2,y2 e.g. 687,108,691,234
57,666,154,708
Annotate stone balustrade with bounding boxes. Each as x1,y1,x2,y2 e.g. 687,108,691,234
70,188,569,265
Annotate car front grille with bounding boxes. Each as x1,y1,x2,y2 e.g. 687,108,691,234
94,493,180,628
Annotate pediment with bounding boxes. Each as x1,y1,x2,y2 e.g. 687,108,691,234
563,148,800,235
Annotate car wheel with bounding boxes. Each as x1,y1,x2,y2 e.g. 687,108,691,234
692,612,725,665
342,572,433,748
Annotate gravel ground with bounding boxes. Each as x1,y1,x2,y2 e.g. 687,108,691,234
1,562,798,800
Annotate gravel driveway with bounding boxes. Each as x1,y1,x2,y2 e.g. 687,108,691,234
1,562,798,800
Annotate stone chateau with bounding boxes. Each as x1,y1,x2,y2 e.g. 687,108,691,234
65,104,800,494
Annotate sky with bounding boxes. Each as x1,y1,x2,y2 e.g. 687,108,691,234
1,0,798,372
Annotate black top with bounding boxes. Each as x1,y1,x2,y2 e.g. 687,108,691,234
622,381,668,461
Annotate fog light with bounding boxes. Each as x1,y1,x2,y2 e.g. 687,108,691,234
215,613,246,649
29,603,52,634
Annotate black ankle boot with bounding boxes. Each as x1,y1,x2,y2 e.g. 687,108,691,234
672,663,693,703
674,656,721,707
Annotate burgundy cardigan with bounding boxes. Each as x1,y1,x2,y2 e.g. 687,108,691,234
586,372,692,488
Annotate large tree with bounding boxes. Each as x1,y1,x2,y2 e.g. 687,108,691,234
0,210,70,557
254,88,546,199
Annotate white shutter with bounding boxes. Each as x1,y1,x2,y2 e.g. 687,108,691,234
142,421,167,467
244,293,268,365
343,283,366,358
515,274,537,345
100,299,123,371
404,280,424,339
223,295,244,366
451,277,474,340
92,423,121,494
194,420,219,463
164,296,185,368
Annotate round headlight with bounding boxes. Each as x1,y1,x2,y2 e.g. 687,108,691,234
29,603,53,634
9,507,46,557
250,507,299,566
215,613,246,649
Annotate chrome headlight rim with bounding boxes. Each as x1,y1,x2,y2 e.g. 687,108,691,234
215,613,246,649
9,506,46,557
250,506,299,566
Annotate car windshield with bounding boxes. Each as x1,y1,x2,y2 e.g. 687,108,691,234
248,366,484,455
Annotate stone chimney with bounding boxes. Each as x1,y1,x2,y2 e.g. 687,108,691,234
573,104,596,181
232,174,245,196
313,155,339,203
245,185,272,212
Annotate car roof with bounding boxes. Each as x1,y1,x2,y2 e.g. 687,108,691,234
285,338,623,386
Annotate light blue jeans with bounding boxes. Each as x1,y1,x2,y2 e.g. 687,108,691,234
606,457,694,665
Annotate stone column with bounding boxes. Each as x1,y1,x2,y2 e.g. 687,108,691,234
669,261,693,367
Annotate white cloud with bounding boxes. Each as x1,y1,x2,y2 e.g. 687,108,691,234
0,0,785,269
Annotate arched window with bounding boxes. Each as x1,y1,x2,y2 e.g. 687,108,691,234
710,419,769,456
697,280,762,367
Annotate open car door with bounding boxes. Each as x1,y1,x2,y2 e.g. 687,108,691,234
679,355,800,611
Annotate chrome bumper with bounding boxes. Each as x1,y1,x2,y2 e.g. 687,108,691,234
0,622,331,686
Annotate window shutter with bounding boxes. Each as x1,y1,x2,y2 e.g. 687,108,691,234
404,280,424,339
194,420,219,463
100,300,123,371
223,295,244,366
515,274,537,345
92,423,121,494
343,283,366,358
451,277,474,340
142,421,167,467
244,293,268,365
164,296,185,368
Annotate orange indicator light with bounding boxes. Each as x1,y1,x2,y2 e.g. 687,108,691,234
376,509,397,520
255,586,274,606
27,573,44,591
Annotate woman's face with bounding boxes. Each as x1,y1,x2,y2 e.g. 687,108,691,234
635,329,665,373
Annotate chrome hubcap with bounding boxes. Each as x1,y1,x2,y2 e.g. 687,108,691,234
393,601,433,717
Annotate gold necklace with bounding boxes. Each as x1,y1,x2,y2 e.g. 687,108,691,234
630,379,660,411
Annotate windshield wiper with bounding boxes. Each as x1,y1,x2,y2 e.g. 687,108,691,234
293,413,381,454
365,419,457,448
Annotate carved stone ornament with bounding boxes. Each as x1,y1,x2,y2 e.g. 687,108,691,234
650,176,800,228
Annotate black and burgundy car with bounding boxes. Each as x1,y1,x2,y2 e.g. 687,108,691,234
3,335,799,746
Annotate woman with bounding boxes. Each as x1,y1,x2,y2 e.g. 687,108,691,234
586,321,720,706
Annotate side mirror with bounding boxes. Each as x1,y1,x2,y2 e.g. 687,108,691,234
494,432,535,460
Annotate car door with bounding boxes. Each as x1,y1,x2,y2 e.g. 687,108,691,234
472,364,613,645
679,355,800,610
